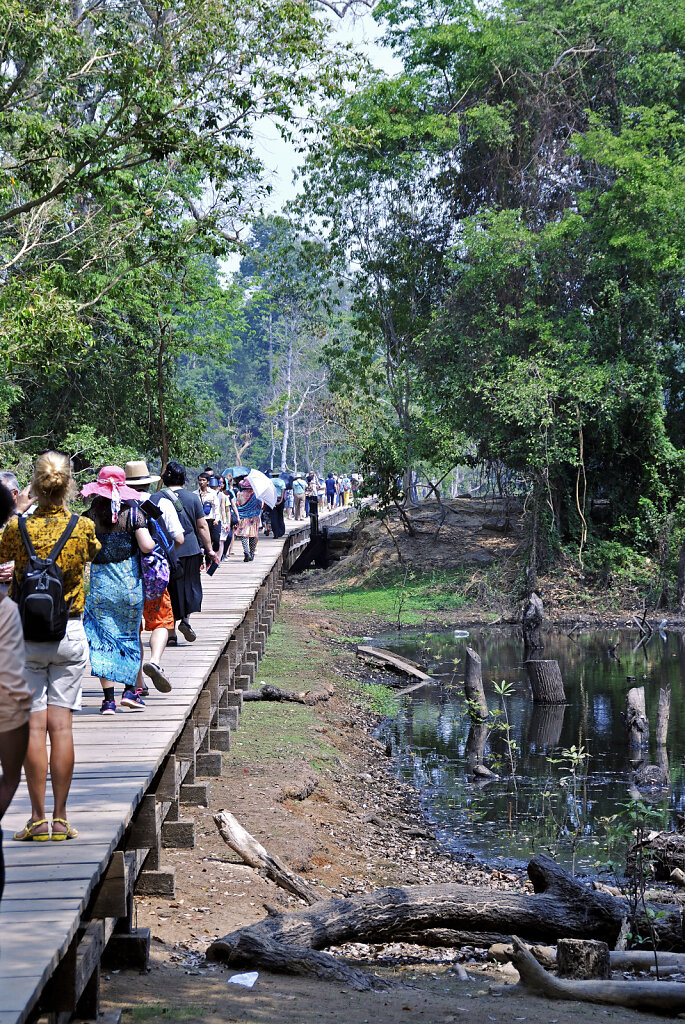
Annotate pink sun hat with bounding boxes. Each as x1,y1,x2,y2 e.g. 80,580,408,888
81,465,142,502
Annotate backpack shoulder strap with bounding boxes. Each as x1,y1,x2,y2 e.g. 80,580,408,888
47,514,79,563
162,487,183,513
17,515,37,559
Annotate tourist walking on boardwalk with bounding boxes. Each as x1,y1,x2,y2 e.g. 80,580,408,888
325,472,336,511
236,479,263,561
0,482,31,885
195,470,221,566
292,473,306,520
0,471,34,596
269,473,286,539
284,482,294,519
0,452,100,840
125,460,184,696
218,476,239,560
156,461,218,643
82,467,155,715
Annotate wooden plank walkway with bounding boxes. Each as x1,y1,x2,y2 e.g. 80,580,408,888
0,510,340,1024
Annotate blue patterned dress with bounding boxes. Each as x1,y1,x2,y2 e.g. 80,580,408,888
84,506,144,688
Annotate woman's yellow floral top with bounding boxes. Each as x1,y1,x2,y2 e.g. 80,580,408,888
0,506,101,614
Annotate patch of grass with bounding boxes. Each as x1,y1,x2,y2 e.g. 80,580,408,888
344,678,401,717
231,620,339,768
124,1006,207,1023
311,567,470,624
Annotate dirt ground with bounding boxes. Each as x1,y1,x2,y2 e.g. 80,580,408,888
102,587,677,1024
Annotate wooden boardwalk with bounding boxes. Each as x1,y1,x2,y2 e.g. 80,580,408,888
0,512,337,1024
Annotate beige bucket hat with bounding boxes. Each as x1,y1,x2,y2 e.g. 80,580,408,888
124,459,161,488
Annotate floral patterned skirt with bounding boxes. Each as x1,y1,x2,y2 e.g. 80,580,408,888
235,514,261,539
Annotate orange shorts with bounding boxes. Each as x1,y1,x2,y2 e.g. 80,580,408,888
142,588,174,631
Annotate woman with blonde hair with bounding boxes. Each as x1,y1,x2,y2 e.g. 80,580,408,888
0,451,100,840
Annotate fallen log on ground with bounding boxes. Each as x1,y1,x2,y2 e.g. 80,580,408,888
243,684,332,705
510,935,685,1012
207,854,685,988
213,810,322,905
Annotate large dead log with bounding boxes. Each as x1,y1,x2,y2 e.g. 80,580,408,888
464,647,488,720
207,854,685,984
213,811,322,905
511,935,685,1012
525,660,566,704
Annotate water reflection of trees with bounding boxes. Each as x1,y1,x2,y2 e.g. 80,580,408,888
379,627,685,868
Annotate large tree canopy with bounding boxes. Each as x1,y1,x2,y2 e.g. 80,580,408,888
301,0,685,585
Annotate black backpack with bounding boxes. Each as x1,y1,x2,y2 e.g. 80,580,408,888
15,514,78,642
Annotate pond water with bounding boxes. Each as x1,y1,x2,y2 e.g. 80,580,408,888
375,626,685,874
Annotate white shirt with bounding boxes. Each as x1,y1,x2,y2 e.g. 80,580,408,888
138,490,183,542
0,596,31,732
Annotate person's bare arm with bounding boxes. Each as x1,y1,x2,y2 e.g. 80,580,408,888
135,526,155,554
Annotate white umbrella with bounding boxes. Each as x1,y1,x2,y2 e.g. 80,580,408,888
247,468,278,509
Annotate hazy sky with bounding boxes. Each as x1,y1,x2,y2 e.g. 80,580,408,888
252,12,402,211
221,11,402,276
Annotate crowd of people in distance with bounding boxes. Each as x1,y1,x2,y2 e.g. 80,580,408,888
0,452,359,890
286,470,360,520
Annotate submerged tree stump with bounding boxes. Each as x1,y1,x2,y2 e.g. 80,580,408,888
465,721,488,767
464,647,488,720
626,686,649,752
656,686,671,746
525,660,566,704
558,938,610,980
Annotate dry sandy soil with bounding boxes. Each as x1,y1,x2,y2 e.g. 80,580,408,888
102,588,675,1024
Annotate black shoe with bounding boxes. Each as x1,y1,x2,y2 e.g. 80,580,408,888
250,552,255,560
243,553,250,562
178,619,196,643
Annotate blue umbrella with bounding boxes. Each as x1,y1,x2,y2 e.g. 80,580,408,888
224,466,249,478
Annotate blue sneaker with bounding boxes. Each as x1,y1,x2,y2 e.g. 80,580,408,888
100,699,117,716
121,689,145,711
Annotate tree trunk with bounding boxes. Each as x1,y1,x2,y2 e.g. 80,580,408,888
465,722,488,768
529,704,565,749
525,660,566,704
656,686,671,746
156,319,170,473
207,854,685,976
243,684,332,706
626,686,649,751
464,647,488,720
280,321,292,473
